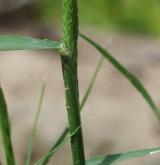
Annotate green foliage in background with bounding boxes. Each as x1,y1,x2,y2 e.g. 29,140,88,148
38,0,62,24
38,0,160,35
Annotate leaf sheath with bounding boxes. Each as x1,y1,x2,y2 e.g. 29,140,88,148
40,57,103,164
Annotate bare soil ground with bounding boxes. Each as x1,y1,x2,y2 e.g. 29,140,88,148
0,25,160,165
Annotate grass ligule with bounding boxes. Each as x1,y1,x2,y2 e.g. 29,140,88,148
0,86,15,165
80,33,160,123
0,35,61,51
86,147,160,165
25,80,47,165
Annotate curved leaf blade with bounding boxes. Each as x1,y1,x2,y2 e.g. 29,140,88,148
40,127,68,165
34,126,80,165
0,86,15,165
0,35,61,51
86,147,160,165
79,33,160,123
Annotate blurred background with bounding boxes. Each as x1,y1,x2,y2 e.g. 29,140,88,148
0,0,160,165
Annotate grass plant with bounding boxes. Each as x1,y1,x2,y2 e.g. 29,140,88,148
0,0,160,165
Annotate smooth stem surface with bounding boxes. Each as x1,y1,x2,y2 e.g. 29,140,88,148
60,0,85,165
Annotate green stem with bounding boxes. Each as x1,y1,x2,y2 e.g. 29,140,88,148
41,57,103,165
60,0,85,165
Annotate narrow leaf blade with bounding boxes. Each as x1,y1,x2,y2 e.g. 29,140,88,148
86,147,160,165
40,127,68,165
40,57,104,165
34,126,80,165
80,57,104,110
0,86,15,165
0,35,61,51
79,33,160,123
25,80,47,165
